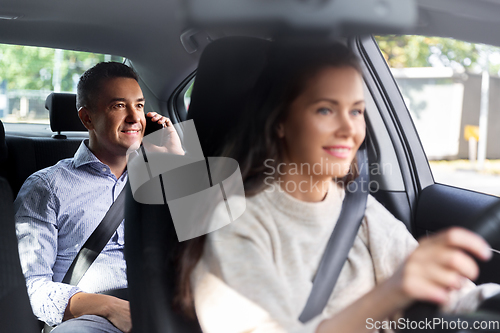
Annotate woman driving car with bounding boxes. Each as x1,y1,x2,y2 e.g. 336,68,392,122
175,41,500,333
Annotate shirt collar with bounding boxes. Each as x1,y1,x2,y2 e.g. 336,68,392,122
73,139,108,169
73,139,129,181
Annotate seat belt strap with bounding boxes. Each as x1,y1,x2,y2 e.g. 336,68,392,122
62,187,127,286
299,143,369,323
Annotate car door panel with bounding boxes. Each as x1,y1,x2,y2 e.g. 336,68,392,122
417,184,500,284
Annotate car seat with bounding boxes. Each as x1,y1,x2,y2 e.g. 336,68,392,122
124,36,270,332
0,119,44,331
45,92,87,138
0,120,7,165
0,176,40,332
0,93,86,197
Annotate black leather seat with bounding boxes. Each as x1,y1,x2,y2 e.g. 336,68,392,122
46,92,87,138
0,120,7,164
0,96,85,331
124,36,270,332
0,176,40,332
0,93,86,197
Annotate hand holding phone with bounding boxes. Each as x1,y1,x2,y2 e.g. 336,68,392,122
144,115,164,136
142,112,184,155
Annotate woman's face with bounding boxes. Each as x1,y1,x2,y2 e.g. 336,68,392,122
277,66,366,180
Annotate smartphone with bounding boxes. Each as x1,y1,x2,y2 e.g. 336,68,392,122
144,116,164,136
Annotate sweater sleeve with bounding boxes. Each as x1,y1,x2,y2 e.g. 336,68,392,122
364,195,500,313
364,195,418,283
192,198,324,333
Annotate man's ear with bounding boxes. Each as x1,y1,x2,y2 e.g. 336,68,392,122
78,107,94,131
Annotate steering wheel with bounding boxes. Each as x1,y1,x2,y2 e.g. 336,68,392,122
401,200,500,333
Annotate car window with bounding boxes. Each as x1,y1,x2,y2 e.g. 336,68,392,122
184,80,194,111
0,43,123,124
172,77,194,121
375,35,500,197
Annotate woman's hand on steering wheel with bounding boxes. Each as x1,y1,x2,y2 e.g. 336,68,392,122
388,227,492,309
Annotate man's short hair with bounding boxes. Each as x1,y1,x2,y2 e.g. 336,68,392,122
76,62,139,110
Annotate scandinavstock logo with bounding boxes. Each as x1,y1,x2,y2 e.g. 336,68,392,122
126,120,246,242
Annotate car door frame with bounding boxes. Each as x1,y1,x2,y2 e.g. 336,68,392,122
352,35,500,284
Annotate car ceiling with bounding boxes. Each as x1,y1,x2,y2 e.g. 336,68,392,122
417,0,500,46
1,0,500,101
0,0,197,101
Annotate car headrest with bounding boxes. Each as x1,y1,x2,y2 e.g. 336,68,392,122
45,92,87,133
0,120,7,163
187,36,270,157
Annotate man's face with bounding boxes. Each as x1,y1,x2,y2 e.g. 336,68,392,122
80,77,146,159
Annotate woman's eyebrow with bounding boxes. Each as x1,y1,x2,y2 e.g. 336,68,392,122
312,98,339,104
312,98,365,105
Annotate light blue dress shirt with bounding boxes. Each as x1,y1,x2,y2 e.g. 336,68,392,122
15,140,128,326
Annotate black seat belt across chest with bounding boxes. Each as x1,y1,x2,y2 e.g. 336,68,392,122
62,188,126,286
299,142,369,323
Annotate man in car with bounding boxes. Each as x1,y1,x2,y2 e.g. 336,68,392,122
14,62,183,333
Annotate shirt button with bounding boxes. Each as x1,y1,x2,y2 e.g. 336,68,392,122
102,168,107,172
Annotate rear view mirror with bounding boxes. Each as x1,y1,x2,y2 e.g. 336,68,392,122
181,0,417,36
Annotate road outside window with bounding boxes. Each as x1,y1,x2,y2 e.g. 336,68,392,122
0,44,123,124
376,36,500,197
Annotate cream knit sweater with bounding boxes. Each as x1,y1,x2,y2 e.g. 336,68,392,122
192,181,500,333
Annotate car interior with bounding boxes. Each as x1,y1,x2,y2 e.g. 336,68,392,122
2,0,500,332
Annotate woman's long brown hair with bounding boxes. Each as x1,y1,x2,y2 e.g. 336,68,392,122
173,41,363,318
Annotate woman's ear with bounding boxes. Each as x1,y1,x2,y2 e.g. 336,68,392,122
276,123,285,138
78,107,94,131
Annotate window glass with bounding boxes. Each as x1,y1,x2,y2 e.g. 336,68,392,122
184,80,194,111
0,44,123,124
375,35,500,197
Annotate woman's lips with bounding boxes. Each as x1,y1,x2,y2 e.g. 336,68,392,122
323,146,351,159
